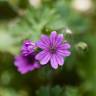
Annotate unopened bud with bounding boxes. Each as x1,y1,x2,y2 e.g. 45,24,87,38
75,42,88,52
29,0,42,8
72,0,92,12
64,27,73,34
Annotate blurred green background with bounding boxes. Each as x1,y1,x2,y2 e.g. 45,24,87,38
0,0,96,96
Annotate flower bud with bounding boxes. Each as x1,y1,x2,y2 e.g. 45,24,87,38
29,0,42,8
72,0,92,12
64,27,73,35
75,42,88,52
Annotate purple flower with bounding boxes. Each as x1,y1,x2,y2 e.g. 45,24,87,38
14,54,40,74
35,31,71,69
14,40,40,74
21,40,35,56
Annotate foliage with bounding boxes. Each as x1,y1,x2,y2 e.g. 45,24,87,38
0,0,96,96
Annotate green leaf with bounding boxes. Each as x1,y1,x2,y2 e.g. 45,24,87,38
36,86,64,96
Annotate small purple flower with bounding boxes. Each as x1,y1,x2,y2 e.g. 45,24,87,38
21,40,35,56
14,40,40,74
35,31,71,69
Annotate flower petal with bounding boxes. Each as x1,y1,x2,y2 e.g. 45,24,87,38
36,35,50,49
36,41,47,49
40,52,51,65
33,62,40,68
56,34,64,45
35,50,47,61
51,55,58,69
18,67,30,74
58,43,71,49
55,55,64,66
57,50,71,57
50,31,57,45
41,35,50,45
14,55,26,67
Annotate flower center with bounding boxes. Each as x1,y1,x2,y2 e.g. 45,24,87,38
49,47,56,54
26,54,35,64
